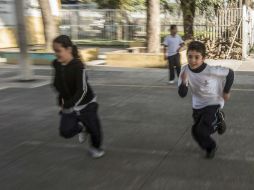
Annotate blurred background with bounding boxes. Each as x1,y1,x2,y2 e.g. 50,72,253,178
1,1,254,190
0,1,254,80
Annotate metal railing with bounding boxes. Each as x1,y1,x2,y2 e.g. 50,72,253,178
58,8,243,42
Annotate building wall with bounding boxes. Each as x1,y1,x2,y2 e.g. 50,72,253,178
0,0,60,49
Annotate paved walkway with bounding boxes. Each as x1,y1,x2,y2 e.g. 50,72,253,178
0,62,254,190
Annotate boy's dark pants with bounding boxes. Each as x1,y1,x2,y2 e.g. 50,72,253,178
168,53,181,81
60,102,103,149
192,105,220,151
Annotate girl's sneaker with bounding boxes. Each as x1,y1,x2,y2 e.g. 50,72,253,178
88,147,105,159
78,122,88,144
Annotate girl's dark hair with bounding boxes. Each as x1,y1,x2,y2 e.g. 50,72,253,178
187,41,206,57
53,35,81,60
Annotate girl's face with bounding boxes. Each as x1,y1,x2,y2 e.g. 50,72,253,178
53,42,73,63
187,50,205,69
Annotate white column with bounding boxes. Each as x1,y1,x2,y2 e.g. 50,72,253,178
242,4,248,60
15,0,33,80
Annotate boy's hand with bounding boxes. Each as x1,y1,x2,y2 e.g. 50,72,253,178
181,71,188,84
177,43,185,53
164,54,168,60
223,93,230,101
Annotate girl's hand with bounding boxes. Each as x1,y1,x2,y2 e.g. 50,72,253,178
61,98,64,109
223,93,230,101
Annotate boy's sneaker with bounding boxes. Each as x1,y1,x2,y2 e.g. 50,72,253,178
217,110,226,135
88,147,105,159
78,122,88,144
206,146,217,159
168,80,175,84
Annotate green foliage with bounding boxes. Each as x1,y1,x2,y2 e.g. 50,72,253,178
195,0,238,16
195,0,224,16
94,0,145,10
81,0,177,12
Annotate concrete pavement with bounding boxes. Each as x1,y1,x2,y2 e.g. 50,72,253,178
0,63,254,190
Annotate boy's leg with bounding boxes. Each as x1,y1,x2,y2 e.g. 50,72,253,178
191,106,219,152
175,53,181,77
216,110,226,135
168,56,175,81
191,109,203,147
78,102,103,149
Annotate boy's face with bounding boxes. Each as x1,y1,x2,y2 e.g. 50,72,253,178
187,50,205,69
170,28,177,35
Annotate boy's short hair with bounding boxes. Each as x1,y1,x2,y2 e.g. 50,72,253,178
170,25,177,30
187,41,206,57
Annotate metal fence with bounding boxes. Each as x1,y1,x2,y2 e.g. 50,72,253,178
59,9,139,41
59,9,210,41
58,8,243,42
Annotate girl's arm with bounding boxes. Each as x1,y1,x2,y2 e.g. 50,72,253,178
63,64,87,109
52,60,63,107
57,95,63,107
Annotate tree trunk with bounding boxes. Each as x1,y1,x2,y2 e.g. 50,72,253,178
180,0,195,40
15,0,33,80
146,0,161,53
38,0,59,50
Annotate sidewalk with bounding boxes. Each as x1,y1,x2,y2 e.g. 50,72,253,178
237,55,254,71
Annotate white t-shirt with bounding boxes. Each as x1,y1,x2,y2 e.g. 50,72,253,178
178,64,229,109
163,34,184,57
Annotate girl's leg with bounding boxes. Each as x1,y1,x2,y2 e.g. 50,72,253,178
59,112,82,139
78,102,103,149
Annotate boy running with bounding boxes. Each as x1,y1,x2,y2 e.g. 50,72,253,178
178,41,234,159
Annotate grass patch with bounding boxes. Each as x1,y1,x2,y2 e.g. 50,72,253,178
73,39,133,47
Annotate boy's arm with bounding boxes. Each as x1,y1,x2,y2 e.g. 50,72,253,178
178,68,188,98
163,37,168,60
223,69,234,101
163,46,167,60
178,82,188,98
177,36,185,52
177,43,185,53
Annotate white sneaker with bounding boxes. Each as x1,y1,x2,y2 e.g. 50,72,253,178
88,147,105,159
78,122,87,144
168,80,175,84
78,131,87,144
